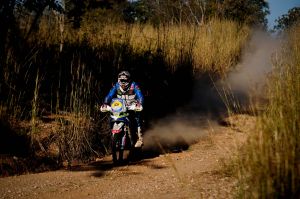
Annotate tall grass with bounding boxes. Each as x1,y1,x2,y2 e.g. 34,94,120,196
73,20,249,75
236,25,300,198
56,58,97,164
34,16,249,75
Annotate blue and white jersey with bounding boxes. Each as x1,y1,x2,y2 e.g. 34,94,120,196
104,82,144,106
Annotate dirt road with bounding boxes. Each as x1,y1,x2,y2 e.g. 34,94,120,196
0,115,254,199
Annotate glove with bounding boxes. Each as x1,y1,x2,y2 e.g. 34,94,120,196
100,104,109,112
135,102,143,111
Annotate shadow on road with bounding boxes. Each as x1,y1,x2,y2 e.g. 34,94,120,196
66,137,191,178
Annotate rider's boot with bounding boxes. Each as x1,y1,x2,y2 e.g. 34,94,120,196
134,127,143,148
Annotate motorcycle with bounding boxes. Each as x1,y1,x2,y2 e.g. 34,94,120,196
100,98,143,164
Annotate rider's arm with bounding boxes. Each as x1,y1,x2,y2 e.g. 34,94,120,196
133,83,144,105
104,84,118,104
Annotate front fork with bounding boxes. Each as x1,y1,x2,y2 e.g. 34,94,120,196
111,133,124,162
111,123,129,163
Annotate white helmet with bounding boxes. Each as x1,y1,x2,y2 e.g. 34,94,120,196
118,71,131,90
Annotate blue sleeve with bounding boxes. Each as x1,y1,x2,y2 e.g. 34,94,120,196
134,83,144,105
104,84,118,104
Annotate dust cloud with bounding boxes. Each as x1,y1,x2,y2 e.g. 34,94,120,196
214,30,282,111
143,116,212,153
225,30,281,94
144,30,281,153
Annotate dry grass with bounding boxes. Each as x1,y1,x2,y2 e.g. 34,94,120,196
35,18,249,75
236,24,300,198
1,16,250,164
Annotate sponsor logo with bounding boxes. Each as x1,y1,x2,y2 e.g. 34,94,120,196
111,99,123,112
116,95,136,100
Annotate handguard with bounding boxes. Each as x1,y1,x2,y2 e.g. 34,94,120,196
128,103,143,112
100,104,112,112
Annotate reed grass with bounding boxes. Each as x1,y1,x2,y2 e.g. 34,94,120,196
87,20,249,75
34,17,249,75
236,24,300,198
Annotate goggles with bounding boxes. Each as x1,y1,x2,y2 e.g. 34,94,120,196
118,71,130,78
119,78,128,84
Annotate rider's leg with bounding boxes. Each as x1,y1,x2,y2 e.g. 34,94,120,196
134,112,143,148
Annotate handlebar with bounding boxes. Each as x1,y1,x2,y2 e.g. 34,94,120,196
100,103,143,112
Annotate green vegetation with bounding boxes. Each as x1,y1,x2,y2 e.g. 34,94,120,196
123,0,269,27
274,7,300,31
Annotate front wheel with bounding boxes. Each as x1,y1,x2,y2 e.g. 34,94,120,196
111,133,124,165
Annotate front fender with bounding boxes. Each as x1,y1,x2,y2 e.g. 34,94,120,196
111,122,125,134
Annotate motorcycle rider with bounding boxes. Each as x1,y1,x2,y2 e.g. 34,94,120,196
102,70,144,148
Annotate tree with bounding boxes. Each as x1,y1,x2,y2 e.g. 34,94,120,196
221,0,269,27
0,0,17,60
274,7,300,31
122,0,269,26
23,0,64,35
133,0,210,25
65,0,128,28
123,0,150,23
